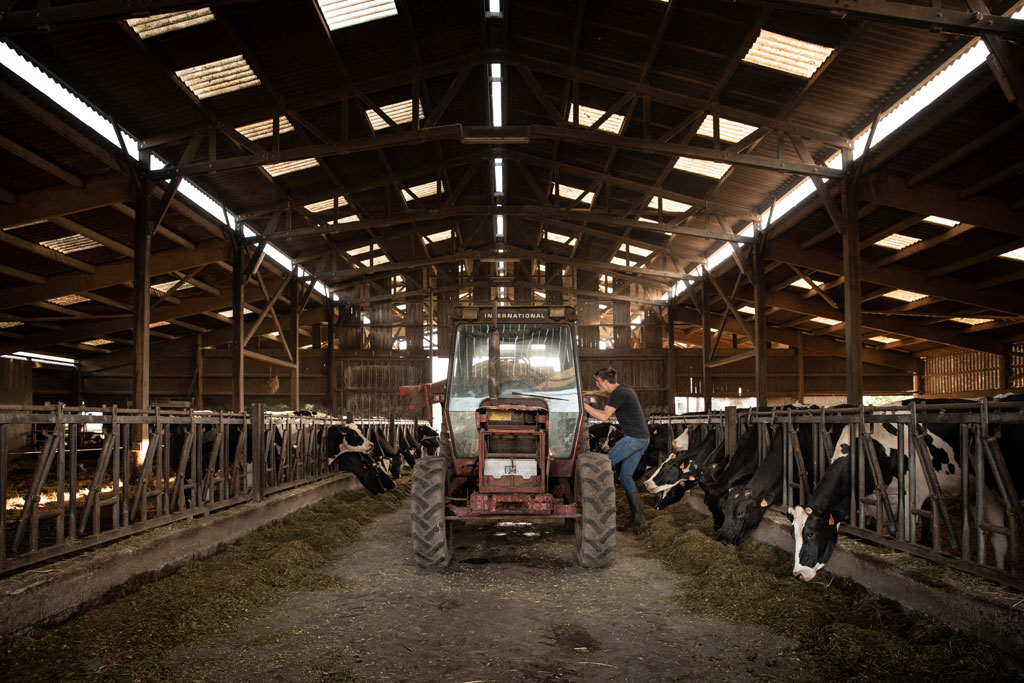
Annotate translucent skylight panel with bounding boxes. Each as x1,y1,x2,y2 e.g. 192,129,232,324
82,338,114,347
923,215,959,227
47,294,87,306
365,99,422,130
567,104,625,135
882,289,926,303
696,115,758,143
950,317,992,326
304,196,349,213
790,277,824,290
0,321,23,329
742,30,834,79
126,9,215,38
347,244,372,256
1001,246,1024,262
151,280,194,294
149,321,170,328
175,55,260,100
360,254,390,267
423,229,453,244
39,234,100,254
871,336,900,344
738,306,756,315
262,158,319,176
674,156,731,179
648,196,692,213
545,231,575,245
552,184,594,205
217,308,254,318
811,316,843,326
619,243,653,258
611,256,639,267
235,116,294,141
875,233,920,250
402,180,443,201
330,214,361,225
318,0,398,31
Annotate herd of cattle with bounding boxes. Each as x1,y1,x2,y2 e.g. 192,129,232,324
322,396,1022,582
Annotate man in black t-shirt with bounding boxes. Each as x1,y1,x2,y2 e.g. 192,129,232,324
583,366,650,530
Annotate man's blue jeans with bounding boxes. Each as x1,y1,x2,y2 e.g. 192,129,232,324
605,435,650,492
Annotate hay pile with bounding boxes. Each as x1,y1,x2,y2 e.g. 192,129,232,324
1,482,410,682
632,492,1019,682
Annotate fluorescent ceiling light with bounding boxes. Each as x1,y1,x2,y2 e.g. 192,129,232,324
262,158,319,176
875,234,920,250
304,196,349,213
235,116,294,141
126,9,215,38
647,196,692,213
552,183,594,205
318,0,398,31
674,156,731,179
742,29,833,79
39,234,100,254
175,55,260,100
402,180,443,201
923,215,959,227
882,289,926,303
365,99,422,131
567,104,625,135
696,115,758,143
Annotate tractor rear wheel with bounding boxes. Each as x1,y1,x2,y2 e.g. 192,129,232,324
411,456,452,568
574,452,616,568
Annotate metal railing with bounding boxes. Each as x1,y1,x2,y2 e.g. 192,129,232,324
2,404,351,574
652,401,1024,590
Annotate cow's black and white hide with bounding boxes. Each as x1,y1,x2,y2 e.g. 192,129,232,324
588,422,624,454
415,424,440,457
395,426,420,467
326,423,394,494
789,413,1008,581
368,425,403,479
643,430,724,510
702,425,761,530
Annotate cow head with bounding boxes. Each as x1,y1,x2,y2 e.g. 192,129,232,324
654,482,687,510
644,451,697,493
326,423,373,461
789,505,839,581
717,487,774,546
333,450,395,494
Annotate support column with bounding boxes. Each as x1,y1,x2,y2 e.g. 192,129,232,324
195,334,204,410
701,275,712,411
842,174,864,405
132,162,152,412
289,268,300,410
326,301,336,415
753,239,768,408
796,334,805,404
231,240,245,412
666,306,676,413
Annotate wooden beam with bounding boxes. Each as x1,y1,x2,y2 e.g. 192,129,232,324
133,172,152,411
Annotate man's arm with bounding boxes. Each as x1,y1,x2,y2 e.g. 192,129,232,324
584,400,617,422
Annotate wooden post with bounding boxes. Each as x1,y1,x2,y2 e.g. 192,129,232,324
231,240,245,412
326,301,336,415
252,403,265,502
842,172,864,405
289,268,300,410
796,334,805,404
701,274,712,411
195,334,204,410
753,239,767,408
724,405,738,456
132,158,151,413
666,306,676,413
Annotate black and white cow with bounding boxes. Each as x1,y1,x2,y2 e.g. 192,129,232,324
642,430,724,509
414,424,441,457
702,425,762,530
326,423,395,494
789,413,1009,581
718,422,822,545
368,425,404,479
588,422,624,453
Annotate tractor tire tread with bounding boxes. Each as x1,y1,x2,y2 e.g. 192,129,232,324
575,452,616,568
410,456,452,568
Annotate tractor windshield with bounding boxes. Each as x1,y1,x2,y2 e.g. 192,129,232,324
447,322,581,461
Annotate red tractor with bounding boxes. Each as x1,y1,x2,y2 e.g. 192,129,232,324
410,305,616,568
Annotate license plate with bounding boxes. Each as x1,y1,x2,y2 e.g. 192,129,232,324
488,410,512,422
484,458,538,479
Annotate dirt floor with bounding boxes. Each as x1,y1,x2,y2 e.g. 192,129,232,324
159,513,799,683
2,482,1020,683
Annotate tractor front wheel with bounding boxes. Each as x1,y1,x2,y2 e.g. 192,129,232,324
411,456,453,568
574,452,616,568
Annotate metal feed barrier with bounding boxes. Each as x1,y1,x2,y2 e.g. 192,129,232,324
1,404,352,574
651,401,1024,590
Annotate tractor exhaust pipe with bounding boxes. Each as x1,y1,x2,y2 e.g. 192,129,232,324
488,301,500,399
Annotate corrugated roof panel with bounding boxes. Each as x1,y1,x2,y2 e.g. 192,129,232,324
365,99,422,130
696,115,758,144
235,116,294,141
48,294,88,306
175,55,261,100
262,158,320,176
876,234,920,250
883,289,927,302
742,30,834,79
38,234,100,254
568,104,625,135
551,184,594,205
304,196,349,213
402,181,442,201
318,0,398,31
648,196,692,213
674,157,731,179
126,9,215,39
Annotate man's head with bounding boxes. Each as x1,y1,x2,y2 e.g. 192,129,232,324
594,367,618,393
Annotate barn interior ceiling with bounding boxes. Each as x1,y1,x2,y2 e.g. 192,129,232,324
0,0,1022,371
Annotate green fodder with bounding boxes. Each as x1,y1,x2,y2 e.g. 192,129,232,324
1,481,411,683
632,492,1019,683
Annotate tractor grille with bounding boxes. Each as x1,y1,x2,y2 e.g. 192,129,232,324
486,433,538,454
